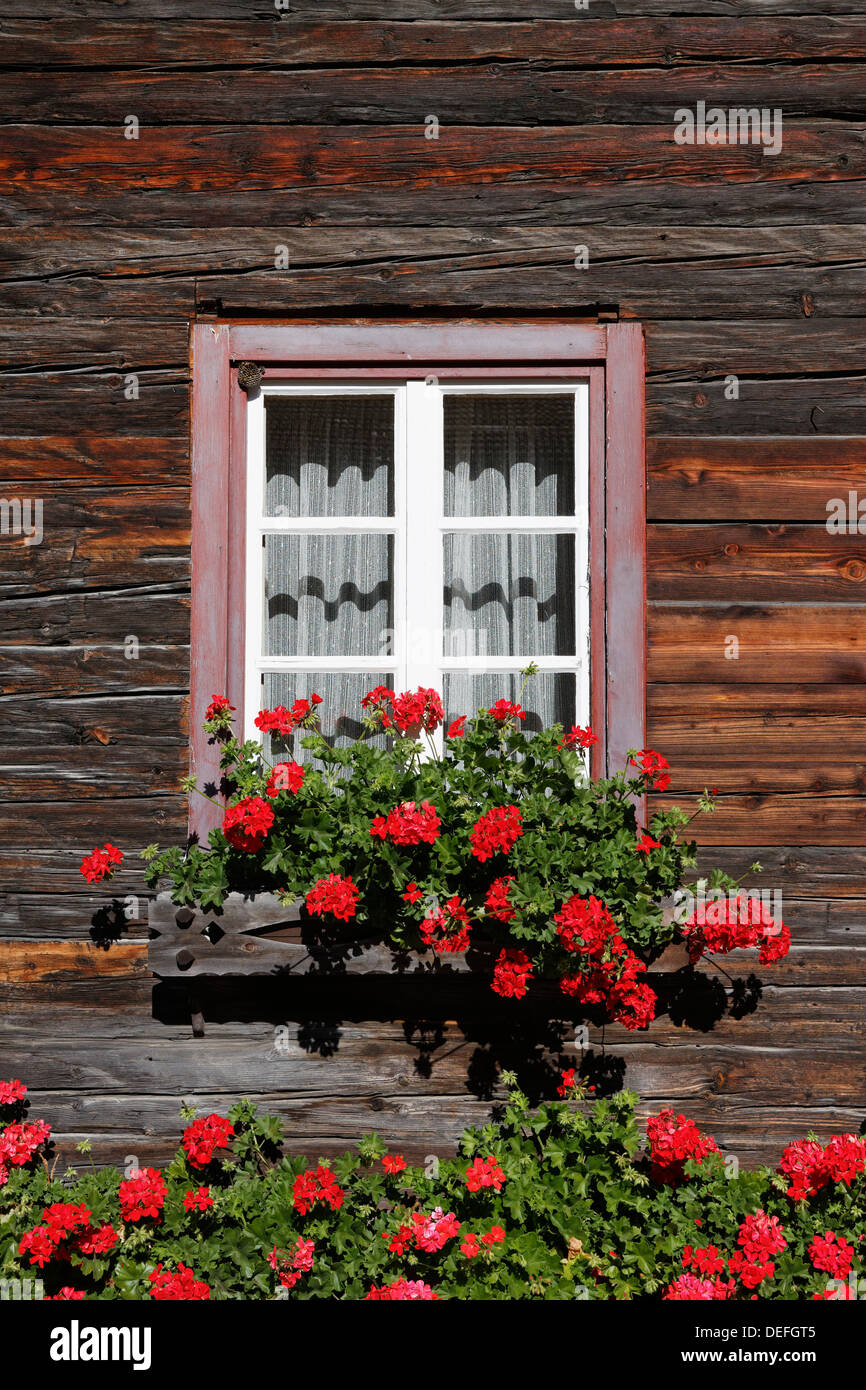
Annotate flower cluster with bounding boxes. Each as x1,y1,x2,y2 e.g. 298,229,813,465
0,1079,26,1107
629,748,671,791
184,1186,214,1213
556,894,657,1031
491,947,533,999
292,1165,344,1215
305,873,359,922
361,685,443,737
370,800,441,846
266,761,305,796
149,1262,211,1300
809,1231,854,1278
366,1278,438,1300
410,1207,461,1253
182,1113,235,1168
645,1109,720,1183
255,695,322,738
666,1211,788,1298
79,842,123,884
469,805,523,862
778,1133,866,1200
203,694,235,733
0,1119,51,1186
269,1237,315,1291
683,894,790,966
118,1168,167,1224
19,1203,118,1270
465,1157,506,1192
558,724,598,752
488,700,525,724
485,876,516,923
0,1078,26,1107
460,1227,506,1258
419,895,472,953
223,796,275,853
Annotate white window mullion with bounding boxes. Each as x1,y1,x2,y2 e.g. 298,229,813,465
405,381,444,699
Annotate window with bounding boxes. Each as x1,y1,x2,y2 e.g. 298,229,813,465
244,381,589,756
190,321,644,836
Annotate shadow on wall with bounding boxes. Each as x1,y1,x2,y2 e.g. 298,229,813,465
150,969,763,1107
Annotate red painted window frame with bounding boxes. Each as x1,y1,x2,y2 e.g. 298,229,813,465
189,320,646,840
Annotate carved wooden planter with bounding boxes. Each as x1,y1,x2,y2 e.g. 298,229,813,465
148,892,693,1035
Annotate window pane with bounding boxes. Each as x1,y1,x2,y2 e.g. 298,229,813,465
444,672,576,734
265,395,394,517
444,393,574,517
264,533,393,658
443,532,575,657
261,671,391,760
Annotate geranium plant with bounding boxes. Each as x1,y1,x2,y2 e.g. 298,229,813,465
2,1075,864,1301
83,673,790,1032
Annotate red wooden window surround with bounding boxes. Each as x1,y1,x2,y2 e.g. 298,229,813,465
189,320,646,841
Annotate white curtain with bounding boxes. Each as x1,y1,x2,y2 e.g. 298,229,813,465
265,394,393,516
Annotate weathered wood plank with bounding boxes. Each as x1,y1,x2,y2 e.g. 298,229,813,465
648,605,866,683
0,798,186,848
0,693,187,745
653,721,866,794
0,318,190,369
0,940,147,983
4,63,866,128
647,377,866,436
648,523,866,603
0,373,188,436
649,683,866,719
0,591,189,647
0,646,189,698
1,745,186,801
7,170,866,229
648,437,866,520
4,18,866,69
0,435,189,486
0,486,189,596
2,123,864,206
651,792,866,845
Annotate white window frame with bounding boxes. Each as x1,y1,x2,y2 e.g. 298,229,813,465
244,379,590,749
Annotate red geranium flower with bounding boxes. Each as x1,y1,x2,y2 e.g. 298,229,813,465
184,1187,214,1213
558,724,598,751
266,761,305,797
149,1262,210,1301
465,1156,506,1192
370,801,441,846
305,873,359,922
80,842,123,883
469,805,522,862
118,1168,167,1224
491,948,533,999
222,796,275,853
488,699,526,724
629,748,671,791
182,1114,235,1169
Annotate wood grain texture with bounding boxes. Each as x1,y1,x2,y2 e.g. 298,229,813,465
2,6,866,1168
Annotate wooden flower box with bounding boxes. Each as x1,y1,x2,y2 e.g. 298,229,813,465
148,892,693,1035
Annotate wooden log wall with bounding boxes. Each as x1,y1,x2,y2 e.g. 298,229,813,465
1,0,865,1169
